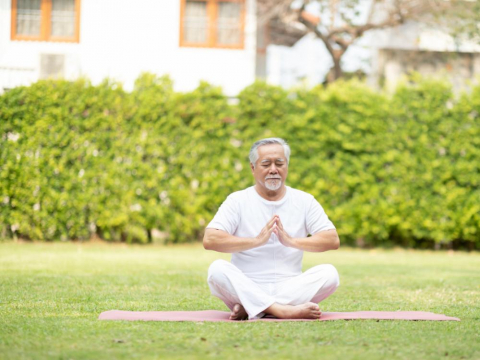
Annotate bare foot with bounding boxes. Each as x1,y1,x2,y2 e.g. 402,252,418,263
265,302,322,319
229,304,248,320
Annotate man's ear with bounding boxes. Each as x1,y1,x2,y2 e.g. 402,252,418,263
250,163,255,173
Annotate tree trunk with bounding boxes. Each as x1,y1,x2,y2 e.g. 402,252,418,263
332,56,343,80
326,51,344,83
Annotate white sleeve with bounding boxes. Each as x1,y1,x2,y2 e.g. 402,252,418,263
206,195,239,235
306,196,336,235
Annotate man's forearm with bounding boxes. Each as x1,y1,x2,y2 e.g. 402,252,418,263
291,229,340,252
203,228,261,253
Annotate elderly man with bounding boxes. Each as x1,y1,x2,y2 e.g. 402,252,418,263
203,138,340,320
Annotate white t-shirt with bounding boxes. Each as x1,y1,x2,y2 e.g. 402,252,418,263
207,186,335,284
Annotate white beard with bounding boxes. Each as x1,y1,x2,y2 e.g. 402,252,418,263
265,179,282,191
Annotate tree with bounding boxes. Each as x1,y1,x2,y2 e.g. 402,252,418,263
257,0,480,82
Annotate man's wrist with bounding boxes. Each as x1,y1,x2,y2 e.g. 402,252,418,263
252,236,264,247
286,237,299,248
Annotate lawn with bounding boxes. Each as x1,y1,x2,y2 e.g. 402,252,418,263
0,242,479,360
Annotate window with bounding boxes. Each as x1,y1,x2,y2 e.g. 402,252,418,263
180,0,245,49
11,0,81,42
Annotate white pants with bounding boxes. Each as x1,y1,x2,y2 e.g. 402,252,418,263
207,259,340,320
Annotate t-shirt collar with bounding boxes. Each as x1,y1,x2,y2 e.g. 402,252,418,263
251,185,290,205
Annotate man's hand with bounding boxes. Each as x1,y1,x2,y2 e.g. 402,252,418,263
255,215,278,246
272,216,340,252
204,215,281,253
273,216,297,248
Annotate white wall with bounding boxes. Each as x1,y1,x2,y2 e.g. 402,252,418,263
370,21,480,53
0,0,257,96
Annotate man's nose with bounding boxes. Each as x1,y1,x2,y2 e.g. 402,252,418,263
269,164,278,173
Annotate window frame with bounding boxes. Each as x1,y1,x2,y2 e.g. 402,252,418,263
11,0,81,43
179,0,245,49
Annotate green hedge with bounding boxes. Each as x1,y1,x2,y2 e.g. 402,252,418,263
0,73,479,249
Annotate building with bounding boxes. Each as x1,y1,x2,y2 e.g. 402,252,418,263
266,19,480,92
0,0,266,96
369,21,480,92
7,1,472,96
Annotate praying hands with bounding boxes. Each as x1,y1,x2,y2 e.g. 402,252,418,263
254,215,278,246
272,216,297,248
255,215,297,248
255,215,339,252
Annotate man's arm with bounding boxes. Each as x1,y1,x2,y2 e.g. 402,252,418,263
203,215,278,253
274,217,340,252
291,229,340,252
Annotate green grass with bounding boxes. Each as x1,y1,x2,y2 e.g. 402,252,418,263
0,242,479,360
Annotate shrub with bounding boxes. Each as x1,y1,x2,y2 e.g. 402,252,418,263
0,74,478,249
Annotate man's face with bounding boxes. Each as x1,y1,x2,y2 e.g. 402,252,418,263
251,144,288,192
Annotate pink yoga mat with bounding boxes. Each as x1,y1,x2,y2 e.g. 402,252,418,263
98,310,460,322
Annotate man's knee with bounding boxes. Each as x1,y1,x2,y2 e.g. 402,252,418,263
207,259,231,284
323,264,340,288
312,264,340,289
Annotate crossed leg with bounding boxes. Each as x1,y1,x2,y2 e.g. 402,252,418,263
207,259,276,320
264,263,340,319
207,259,340,320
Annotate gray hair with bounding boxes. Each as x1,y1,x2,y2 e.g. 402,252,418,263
249,138,291,168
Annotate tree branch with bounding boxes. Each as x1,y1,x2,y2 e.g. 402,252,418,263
326,8,404,42
256,0,294,26
330,35,351,50
297,5,340,60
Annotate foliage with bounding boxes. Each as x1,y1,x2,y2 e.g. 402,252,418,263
0,73,479,248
